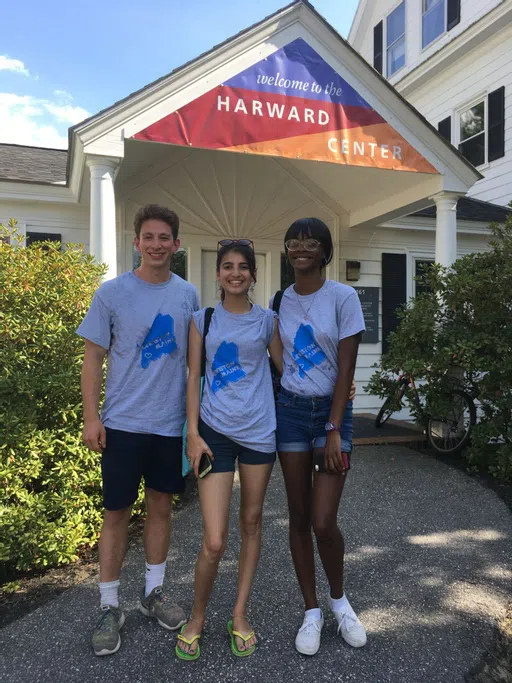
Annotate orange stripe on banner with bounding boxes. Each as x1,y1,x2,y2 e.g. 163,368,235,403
224,123,438,174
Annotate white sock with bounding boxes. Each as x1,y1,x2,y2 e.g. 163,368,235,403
305,607,323,621
145,560,166,597
99,579,120,608
330,593,350,613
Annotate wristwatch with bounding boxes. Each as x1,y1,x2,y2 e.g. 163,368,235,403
325,421,338,432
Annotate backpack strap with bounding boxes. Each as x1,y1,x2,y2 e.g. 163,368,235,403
201,307,214,377
272,290,284,314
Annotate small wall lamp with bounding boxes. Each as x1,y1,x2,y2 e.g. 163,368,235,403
346,260,361,281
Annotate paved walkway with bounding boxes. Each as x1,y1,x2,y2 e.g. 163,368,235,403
1,445,511,683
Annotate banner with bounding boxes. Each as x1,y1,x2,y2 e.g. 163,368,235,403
133,38,437,174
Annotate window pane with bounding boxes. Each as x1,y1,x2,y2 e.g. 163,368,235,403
422,0,445,47
387,2,405,46
460,102,485,142
459,132,485,166
424,0,443,11
387,36,405,76
415,259,434,296
281,253,295,290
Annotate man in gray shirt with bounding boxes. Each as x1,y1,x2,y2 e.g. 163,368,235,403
77,204,199,656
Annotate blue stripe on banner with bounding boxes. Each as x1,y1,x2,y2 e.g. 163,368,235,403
224,38,372,108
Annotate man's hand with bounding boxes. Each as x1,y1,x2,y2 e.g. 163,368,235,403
187,433,214,478
83,417,106,452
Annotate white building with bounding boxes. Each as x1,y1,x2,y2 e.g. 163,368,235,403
1,0,509,412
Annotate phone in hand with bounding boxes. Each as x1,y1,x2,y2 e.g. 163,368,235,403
198,452,213,479
313,451,350,473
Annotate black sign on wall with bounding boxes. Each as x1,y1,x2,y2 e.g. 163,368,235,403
354,286,379,344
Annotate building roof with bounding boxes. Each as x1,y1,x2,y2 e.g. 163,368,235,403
411,196,511,223
0,143,68,184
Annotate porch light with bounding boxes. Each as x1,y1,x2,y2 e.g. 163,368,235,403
346,260,361,281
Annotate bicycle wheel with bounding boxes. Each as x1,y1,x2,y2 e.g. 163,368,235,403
426,390,476,455
375,397,394,427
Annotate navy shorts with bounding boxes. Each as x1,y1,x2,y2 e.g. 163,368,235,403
198,420,276,473
101,428,185,510
276,387,353,454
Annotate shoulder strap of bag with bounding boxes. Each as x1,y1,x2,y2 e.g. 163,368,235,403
201,307,214,377
272,290,284,314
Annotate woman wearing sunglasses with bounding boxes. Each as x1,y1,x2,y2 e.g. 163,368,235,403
176,239,282,661
273,218,366,656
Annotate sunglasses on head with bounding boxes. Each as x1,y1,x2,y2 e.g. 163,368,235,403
217,239,254,251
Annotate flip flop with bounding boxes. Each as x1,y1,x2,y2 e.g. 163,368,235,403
227,619,257,657
175,624,201,661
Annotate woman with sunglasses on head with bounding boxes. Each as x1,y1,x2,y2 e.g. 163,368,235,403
176,239,282,661
272,218,366,656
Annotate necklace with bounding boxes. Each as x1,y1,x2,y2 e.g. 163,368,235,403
295,288,320,321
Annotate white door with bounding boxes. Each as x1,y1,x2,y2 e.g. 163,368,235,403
201,250,267,308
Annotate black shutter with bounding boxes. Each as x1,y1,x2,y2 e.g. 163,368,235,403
373,21,383,74
26,232,62,247
382,253,407,354
488,86,505,162
438,116,452,143
447,0,461,31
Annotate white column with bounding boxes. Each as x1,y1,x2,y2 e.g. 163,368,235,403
431,192,462,267
87,156,120,280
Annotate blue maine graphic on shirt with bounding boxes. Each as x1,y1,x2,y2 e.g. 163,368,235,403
292,324,327,378
212,341,246,393
141,313,177,369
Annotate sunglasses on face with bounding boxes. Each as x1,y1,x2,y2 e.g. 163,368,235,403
217,239,254,251
285,238,321,252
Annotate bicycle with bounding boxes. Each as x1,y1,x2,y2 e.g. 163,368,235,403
375,371,477,455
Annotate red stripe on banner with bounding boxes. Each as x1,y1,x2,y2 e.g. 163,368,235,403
132,86,385,148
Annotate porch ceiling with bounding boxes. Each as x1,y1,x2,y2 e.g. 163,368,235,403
114,139,444,236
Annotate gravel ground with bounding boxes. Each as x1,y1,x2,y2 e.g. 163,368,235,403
1,445,511,683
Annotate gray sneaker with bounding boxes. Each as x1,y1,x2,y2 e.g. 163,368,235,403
138,586,186,630
92,606,126,656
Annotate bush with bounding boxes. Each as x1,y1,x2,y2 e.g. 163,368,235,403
0,220,110,574
366,216,512,480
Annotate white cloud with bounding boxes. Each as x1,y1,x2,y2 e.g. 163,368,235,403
0,92,91,149
44,102,90,125
0,56,30,77
53,89,73,102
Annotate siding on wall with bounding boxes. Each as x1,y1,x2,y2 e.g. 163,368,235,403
339,226,491,416
404,22,512,206
0,201,89,246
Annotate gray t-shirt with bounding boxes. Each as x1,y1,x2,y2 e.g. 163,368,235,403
193,303,276,453
77,270,199,437
272,280,365,397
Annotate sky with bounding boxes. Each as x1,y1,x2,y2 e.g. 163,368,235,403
0,0,359,149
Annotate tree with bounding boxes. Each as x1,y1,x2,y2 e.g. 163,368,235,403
366,215,512,480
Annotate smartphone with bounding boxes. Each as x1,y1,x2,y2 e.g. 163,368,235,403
314,451,351,473
198,452,213,479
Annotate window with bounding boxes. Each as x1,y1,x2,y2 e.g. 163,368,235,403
414,259,434,296
422,0,445,48
458,100,486,167
387,2,405,77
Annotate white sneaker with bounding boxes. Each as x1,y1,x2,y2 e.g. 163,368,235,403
333,599,367,647
295,612,324,655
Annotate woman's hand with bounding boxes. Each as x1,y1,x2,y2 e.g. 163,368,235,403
187,433,214,478
324,431,348,474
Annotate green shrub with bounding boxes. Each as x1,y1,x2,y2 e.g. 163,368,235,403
0,220,111,574
366,216,512,480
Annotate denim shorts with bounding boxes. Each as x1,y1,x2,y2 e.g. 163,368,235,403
199,420,276,473
276,387,353,453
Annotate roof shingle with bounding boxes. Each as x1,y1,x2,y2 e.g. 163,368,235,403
411,196,511,223
0,143,68,184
